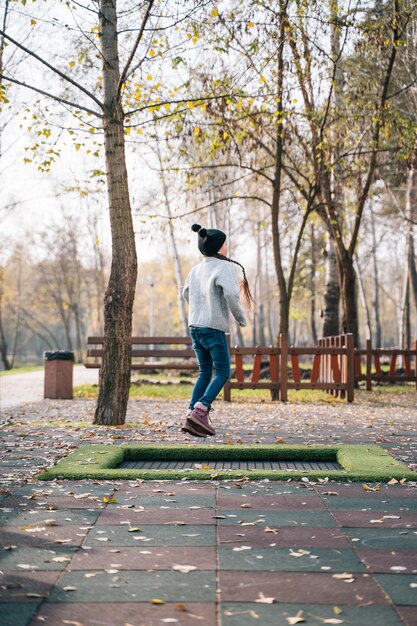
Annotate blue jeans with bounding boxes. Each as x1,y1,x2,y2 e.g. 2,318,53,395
189,327,231,410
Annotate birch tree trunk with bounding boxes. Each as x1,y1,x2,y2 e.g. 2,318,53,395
370,201,382,346
155,143,188,335
94,0,138,425
322,236,340,336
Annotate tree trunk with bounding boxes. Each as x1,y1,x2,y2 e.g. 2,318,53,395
271,0,289,340
154,141,188,334
340,255,359,344
370,201,382,346
94,0,138,426
322,236,340,336
309,224,318,344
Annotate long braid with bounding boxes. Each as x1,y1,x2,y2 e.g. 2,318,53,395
214,253,255,311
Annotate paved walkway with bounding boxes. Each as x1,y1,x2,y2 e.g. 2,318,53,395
0,374,416,625
0,366,99,410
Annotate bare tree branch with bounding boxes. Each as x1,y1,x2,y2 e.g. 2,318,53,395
0,29,104,110
0,73,102,117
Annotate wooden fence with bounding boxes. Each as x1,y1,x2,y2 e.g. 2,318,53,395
224,333,355,402
355,339,417,390
85,334,417,403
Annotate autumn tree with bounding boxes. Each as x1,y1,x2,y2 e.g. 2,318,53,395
0,0,214,423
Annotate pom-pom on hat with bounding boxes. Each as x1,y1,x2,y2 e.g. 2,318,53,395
191,223,227,256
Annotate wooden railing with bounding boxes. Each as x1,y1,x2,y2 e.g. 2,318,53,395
224,333,355,402
84,334,416,403
355,339,417,390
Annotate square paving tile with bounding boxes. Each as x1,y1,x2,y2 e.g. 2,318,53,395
221,602,405,626
34,601,215,626
375,574,417,605
0,525,89,547
323,496,417,511
219,547,367,572
0,571,60,601
0,546,78,570
218,510,337,527
0,602,39,626
219,526,352,548
397,606,417,626
47,570,216,602
333,511,417,528
219,571,388,604
356,548,417,573
68,545,216,570
96,507,216,525
345,528,417,549
217,495,326,510
1,495,106,510
113,493,216,508
0,508,100,527
86,524,216,547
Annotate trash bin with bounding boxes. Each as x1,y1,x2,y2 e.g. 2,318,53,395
44,351,74,399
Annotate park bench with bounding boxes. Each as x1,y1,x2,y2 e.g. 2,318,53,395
85,336,198,373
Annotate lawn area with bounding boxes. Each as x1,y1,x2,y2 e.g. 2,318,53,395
0,365,43,376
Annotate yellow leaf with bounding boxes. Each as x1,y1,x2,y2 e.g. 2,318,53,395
146,75,153,81
149,49,155,57
30,19,36,25
137,129,143,135
68,61,75,67
150,599,165,605
247,21,254,27
211,8,218,17
260,76,266,83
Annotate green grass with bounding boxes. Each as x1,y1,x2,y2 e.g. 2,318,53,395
36,443,417,482
74,383,341,403
0,365,43,376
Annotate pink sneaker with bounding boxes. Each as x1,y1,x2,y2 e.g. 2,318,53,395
181,419,207,438
188,402,215,436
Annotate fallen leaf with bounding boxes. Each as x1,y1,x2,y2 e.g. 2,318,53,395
127,527,142,533
332,573,354,582
286,610,305,624
52,556,71,563
224,609,259,618
150,599,165,604
26,593,44,598
172,564,197,573
323,620,344,624
175,604,187,612
103,496,117,503
63,586,77,592
255,591,275,604
387,478,398,485
322,491,339,496
240,504,252,509
363,485,380,492
164,521,187,526
264,527,278,534
63,621,84,626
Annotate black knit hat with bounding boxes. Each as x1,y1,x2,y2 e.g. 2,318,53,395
191,223,226,256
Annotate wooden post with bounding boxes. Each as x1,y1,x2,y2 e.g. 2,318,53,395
346,333,355,402
366,338,372,391
280,333,288,402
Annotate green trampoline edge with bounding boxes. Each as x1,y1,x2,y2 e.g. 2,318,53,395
36,443,417,483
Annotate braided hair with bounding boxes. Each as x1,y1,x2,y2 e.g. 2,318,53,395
214,253,254,311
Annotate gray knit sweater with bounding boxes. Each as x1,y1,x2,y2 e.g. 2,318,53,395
182,257,247,332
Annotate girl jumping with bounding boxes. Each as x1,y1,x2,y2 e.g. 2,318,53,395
181,223,253,437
